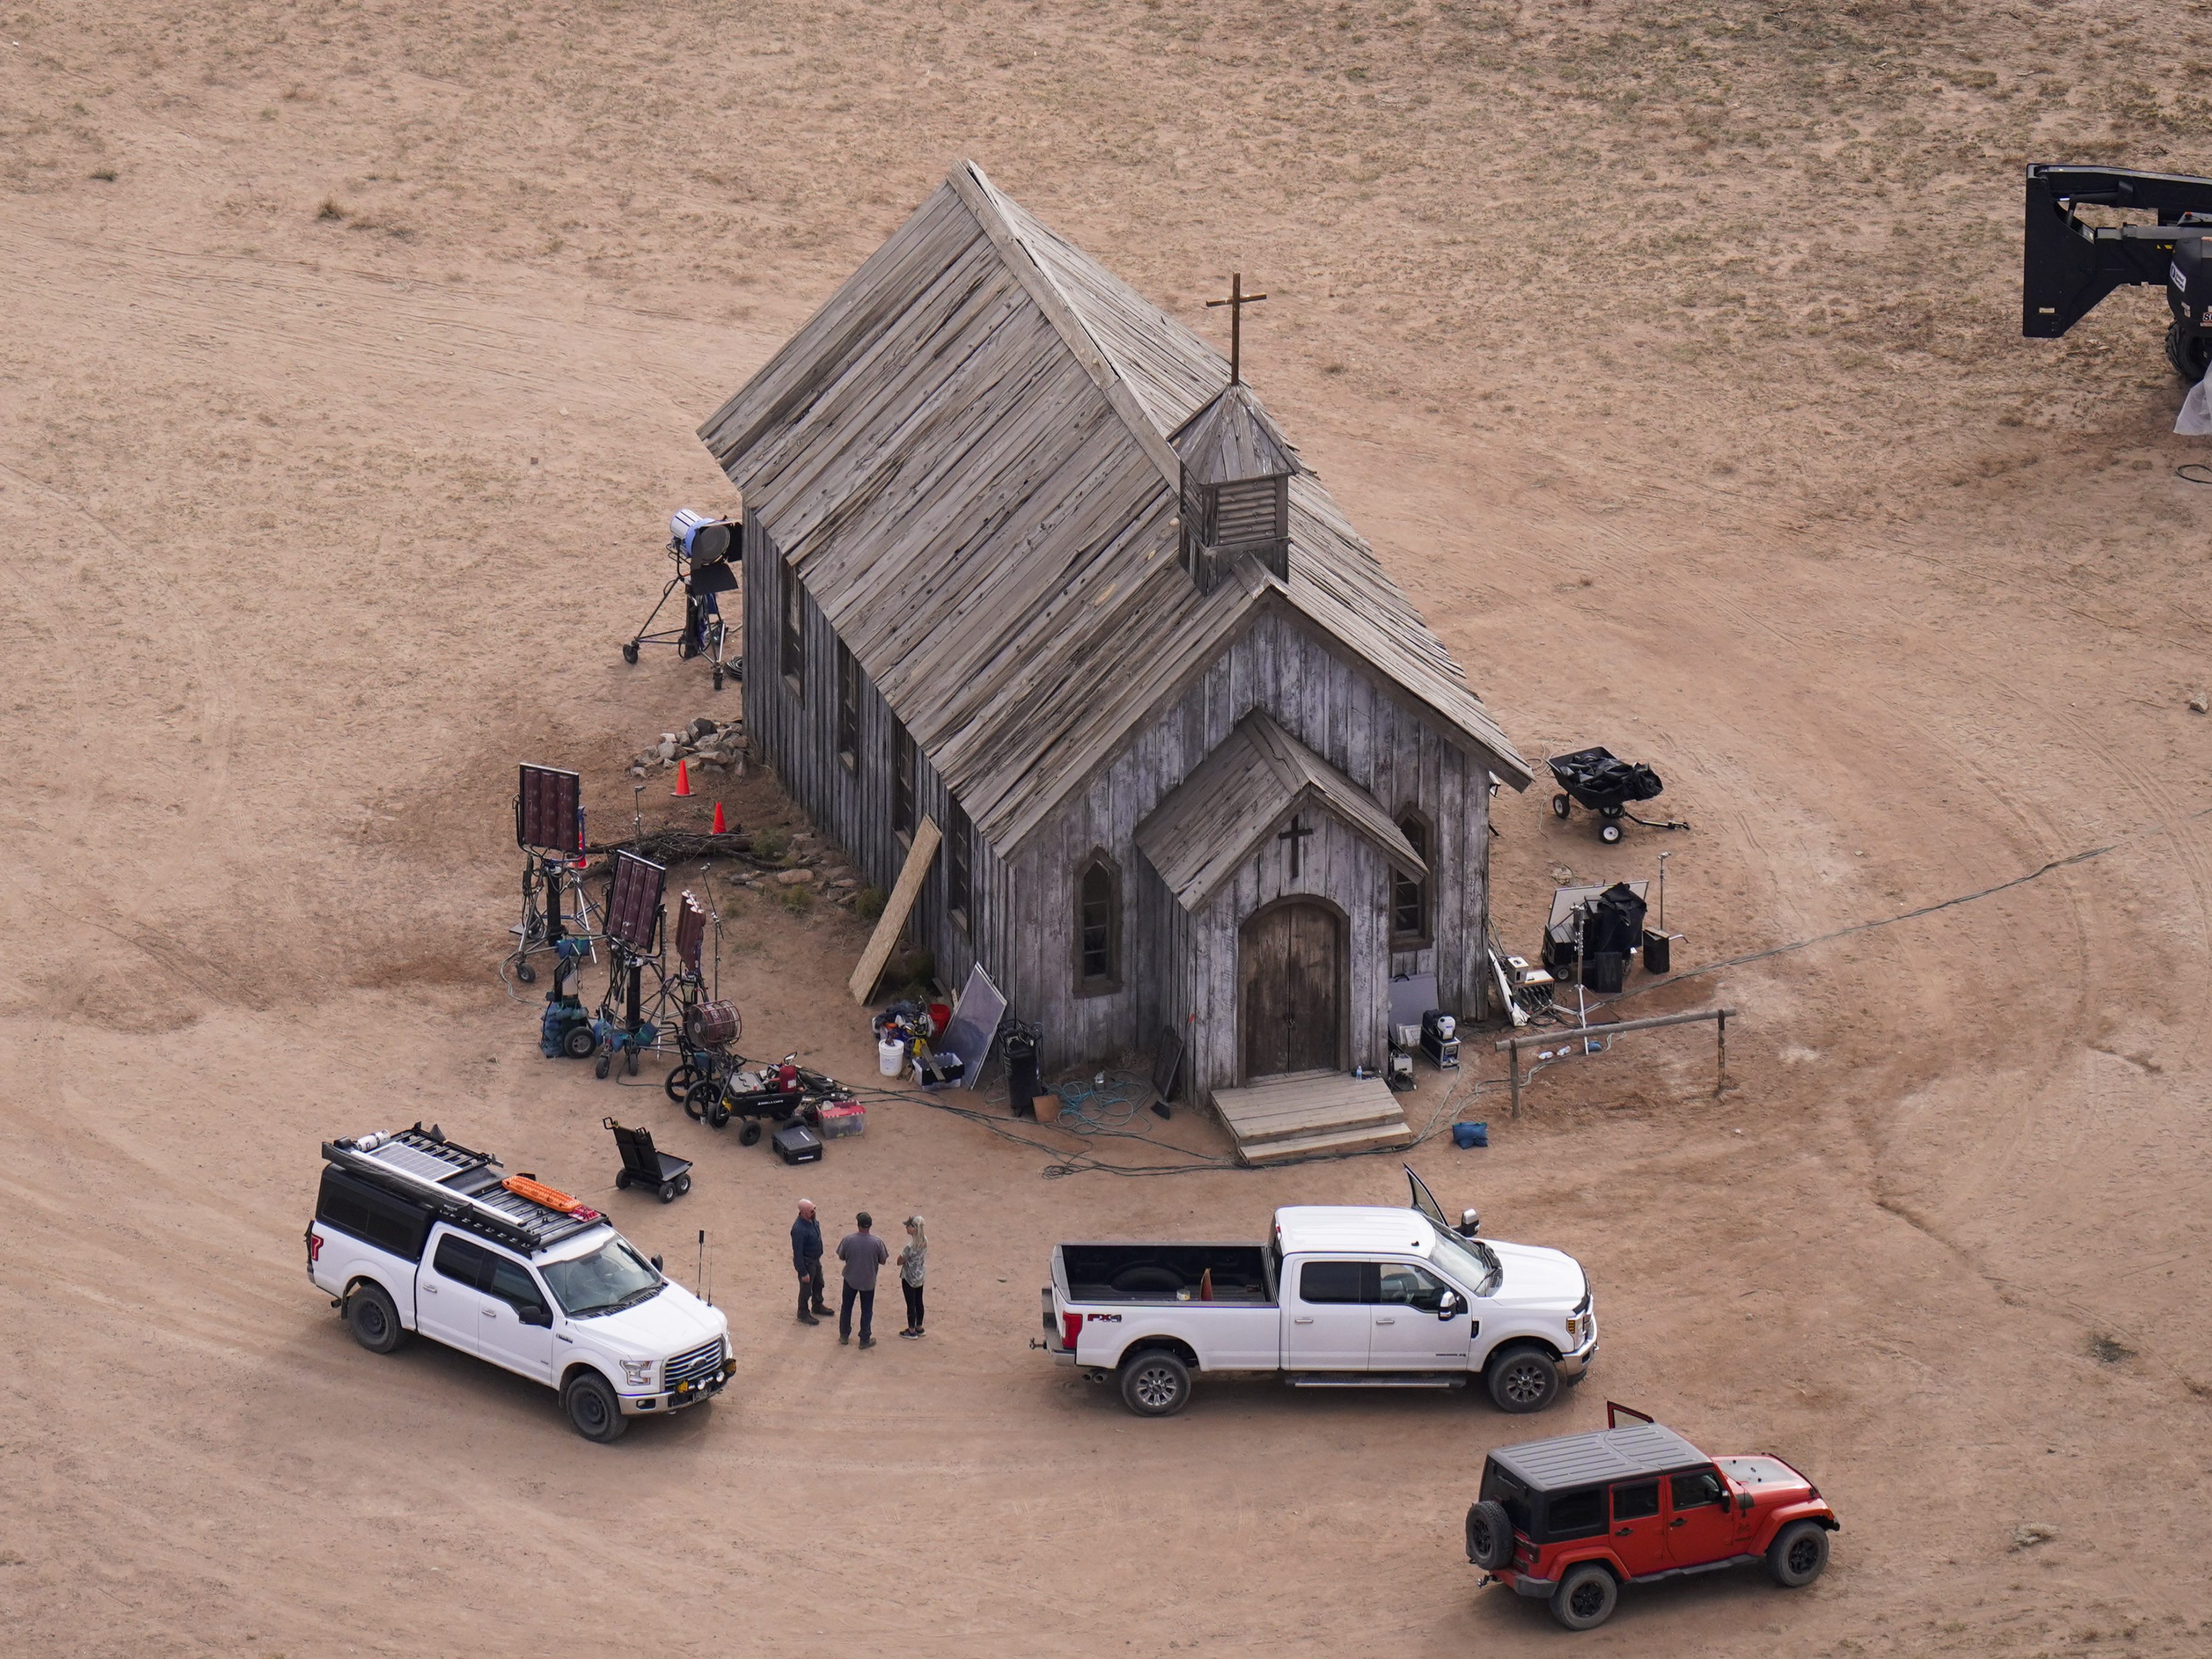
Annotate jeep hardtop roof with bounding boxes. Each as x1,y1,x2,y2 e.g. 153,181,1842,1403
321,1125,606,1256
1488,1420,1710,1491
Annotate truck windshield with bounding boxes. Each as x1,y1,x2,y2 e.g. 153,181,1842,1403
541,1237,663,1317
1428,1229,1502,1298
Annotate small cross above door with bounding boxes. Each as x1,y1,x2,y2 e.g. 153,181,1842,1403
1277,812,1314,878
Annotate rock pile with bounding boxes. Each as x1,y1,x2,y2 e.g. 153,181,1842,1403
618,717,874,914
629,714,747,779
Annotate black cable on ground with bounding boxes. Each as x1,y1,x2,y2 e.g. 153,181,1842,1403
1602,796,2212,1012
2176,463,2212,485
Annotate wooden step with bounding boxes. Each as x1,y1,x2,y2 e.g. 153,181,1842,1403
1236,1118,1416,1164
1228,1095,1407,1144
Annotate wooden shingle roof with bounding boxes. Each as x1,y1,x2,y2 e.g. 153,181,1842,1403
1135,711,1425,912
696,161,1529,853
1171,381,1301,485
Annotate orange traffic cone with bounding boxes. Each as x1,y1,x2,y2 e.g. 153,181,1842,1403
711,801,726,835
673,759,693,798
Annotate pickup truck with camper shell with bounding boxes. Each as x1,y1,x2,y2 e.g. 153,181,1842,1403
1464,1403,1841,1630
305,1125,731,1442
1036,1167,1595,1416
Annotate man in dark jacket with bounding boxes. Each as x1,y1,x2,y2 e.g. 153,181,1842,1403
791,1200,829,1324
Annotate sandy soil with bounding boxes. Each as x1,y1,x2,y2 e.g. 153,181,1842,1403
5,2,2210,1655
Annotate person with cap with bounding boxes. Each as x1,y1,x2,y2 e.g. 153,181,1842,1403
897,1215,928,1339
791,1199,829,1325
835,1210,891,1349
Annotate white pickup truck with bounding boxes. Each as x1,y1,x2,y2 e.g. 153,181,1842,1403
306,1125,731,1442
1038,1167,1595,1417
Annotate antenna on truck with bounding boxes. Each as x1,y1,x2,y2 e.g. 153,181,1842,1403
697,1229,709,1305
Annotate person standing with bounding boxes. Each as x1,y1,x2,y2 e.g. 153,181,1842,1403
835,1211,891,1349
897,1215,928,1339
791,1200,829,1325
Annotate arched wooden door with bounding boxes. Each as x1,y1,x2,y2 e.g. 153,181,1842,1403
1239,899,1345,1079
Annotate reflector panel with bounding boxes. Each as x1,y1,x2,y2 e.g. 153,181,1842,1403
606,851,666,953
517,765,583,853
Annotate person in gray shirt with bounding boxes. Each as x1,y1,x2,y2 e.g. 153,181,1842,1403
835,1211,891,1349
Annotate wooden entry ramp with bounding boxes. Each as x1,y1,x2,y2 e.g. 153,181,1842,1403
1210,1072,1414,1165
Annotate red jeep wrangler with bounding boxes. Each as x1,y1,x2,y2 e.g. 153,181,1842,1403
1465,1404,1840,1630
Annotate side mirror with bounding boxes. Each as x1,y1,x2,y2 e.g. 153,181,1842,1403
1437,1290,1461,1319
651,1254,665,1272
519,1304,552,1328
1736,1491,1754,1511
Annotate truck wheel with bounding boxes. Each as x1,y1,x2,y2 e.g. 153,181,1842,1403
344,1282,407,1355
1766,1520,1829,1588
1487,1344,1561,1414
1117,1349,1191,1417
1465,1499,1515,1570
2168,320,2212,382
1550,1563,1617,1630
563,1370,629,1443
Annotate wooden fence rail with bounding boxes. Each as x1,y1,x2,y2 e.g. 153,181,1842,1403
1494,1006,1738,1118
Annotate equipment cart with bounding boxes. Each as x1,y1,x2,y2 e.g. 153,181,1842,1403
604,1118,693,1203
1545,747,1683,844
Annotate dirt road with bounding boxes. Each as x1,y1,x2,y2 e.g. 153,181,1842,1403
4,4,2208,1655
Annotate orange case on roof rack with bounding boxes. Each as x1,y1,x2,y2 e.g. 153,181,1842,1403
503,1175,584,1213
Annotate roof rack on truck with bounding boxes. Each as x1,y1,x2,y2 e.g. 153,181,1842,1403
320,1124,604,1255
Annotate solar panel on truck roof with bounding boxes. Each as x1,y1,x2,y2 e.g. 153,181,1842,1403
1490,1421,1710,1491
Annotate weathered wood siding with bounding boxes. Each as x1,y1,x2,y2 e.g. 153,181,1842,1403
1004,603,1493,1097
743,512,1007,1007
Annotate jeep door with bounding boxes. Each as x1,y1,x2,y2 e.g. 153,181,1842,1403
1368,1260,1470,1370
476,1248,557,1384
1607,1480,1670,1577
420,1232,492,1354
1664,1468,1739,1567
1284,1259,1370,1368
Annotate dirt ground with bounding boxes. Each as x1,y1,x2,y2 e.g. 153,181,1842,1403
5,2,2210,1654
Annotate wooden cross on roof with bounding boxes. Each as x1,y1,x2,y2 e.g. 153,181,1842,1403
1206,272,1269,385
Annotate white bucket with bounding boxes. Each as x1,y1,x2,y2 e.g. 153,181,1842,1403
877,1036,905,1078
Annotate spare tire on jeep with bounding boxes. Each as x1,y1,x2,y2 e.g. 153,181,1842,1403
1465,1499,1513,1570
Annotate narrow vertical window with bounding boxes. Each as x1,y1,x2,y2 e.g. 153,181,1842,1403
1075,853,1121,994
835,641,859,768
891,719,916,840
1391,809,1431,948
780,566,805,694
945,798,972,925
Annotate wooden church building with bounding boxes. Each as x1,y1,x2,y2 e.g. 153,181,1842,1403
699,162,1530,1155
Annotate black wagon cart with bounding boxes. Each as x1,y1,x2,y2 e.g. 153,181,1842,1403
1545,747,1686,844
604,1117,693,1203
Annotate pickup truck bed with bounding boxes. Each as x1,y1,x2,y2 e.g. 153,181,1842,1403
1058,1242,1273,1304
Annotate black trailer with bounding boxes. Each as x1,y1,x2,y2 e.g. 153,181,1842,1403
2023,163,2212,380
